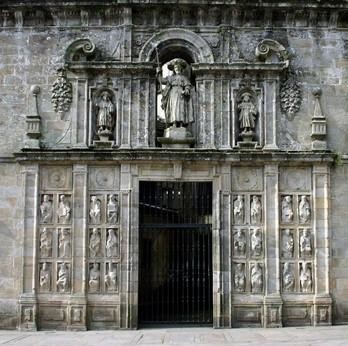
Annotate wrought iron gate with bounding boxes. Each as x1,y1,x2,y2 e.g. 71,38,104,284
139,181,213,325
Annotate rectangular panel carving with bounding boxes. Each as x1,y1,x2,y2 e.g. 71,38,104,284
279,167,311,192
89,167,119,190
232,167,263,191
41,166,72,190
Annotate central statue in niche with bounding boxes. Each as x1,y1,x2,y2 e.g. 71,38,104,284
157,58,195,148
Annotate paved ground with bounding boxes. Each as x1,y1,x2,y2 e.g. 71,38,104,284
0,326,348,346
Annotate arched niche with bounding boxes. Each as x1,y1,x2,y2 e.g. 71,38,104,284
139,28,214,64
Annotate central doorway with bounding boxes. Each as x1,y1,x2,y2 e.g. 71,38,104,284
139,181,213,325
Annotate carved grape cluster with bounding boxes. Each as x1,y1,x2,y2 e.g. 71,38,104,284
280,74,302,118
51,68,72,116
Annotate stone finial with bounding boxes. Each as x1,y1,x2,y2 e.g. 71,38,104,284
311,87,327,150
25,85,41,148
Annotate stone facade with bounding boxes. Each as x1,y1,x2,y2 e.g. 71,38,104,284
0,0,348,330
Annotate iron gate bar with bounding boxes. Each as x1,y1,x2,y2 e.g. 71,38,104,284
139,181,213,325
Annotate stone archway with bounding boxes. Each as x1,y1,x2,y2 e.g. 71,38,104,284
139,28,214,64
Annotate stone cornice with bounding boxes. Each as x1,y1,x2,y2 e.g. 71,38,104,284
192,62,288,75
13,149,335,165
66,62,156,73
2,1,348,8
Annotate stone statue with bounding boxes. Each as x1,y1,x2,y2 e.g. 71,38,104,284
250,228,262,257
233,195,244,224
57,263,69,292
251,263,263,293
234,263,246,292
89,196,101,224
105,263,117,291
107,194,119,224
300,229,312,257
234,229,246,256
39,263,51,291
40,195,53,223
283,262,295,292
106,229,118,257
58,228,71,258
300,263,312,293
238,92,257,133
96,91,115,138
40,228,52,258
89,263,100,292
89,228,101,258
157,58,194,128
57,195,71,224
250,195,262,224
281,195,293,223
282,229,294,258
299,196,311,224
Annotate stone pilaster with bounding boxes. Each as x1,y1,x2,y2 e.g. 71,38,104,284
312,164,332,326
18,164,39,331
263,164,282,327
263,77,279,150
68,164,88,330
120,163,135,328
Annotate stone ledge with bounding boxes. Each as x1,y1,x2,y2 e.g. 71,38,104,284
13,149,335,164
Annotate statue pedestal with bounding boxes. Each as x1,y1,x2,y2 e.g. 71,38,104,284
237,130,258,149
93,131,114,148
158,126,194,148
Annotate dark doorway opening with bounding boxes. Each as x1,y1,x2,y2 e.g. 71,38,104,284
139,181,213,325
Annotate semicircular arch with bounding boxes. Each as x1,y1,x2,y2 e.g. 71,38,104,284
139,28,214,64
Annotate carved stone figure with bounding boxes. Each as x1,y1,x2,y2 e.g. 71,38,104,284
300,229,312,257
233,229,246,256
282,229,294,258
105,263,117,291
39,263,51,291
106,229,118,257
14,10,23,29
89,263,100,292
40,195,53,223
80,9,89,26
40,228,52,258
58,228,71,258
250,228,262,257
89,228,101,258
51,68,72,118
251,263,263,293
89,196,101,224
107,194,119,224
281,195,293,223
250,195,262,224
96,91,116,138
234,263,246,292
57,195,71,224
57,263,69,292
283,262,295,292
233,195,244,224
300,263,312,293
238,92,257,133
299,195,311,223
157,58,194,128
24,308,32,323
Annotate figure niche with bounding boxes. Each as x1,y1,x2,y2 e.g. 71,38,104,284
91,88,117,148
234,82,262,149
156,56,196,148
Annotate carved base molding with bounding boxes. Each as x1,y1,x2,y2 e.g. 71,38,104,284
18,295,38,331
264,295,283,328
